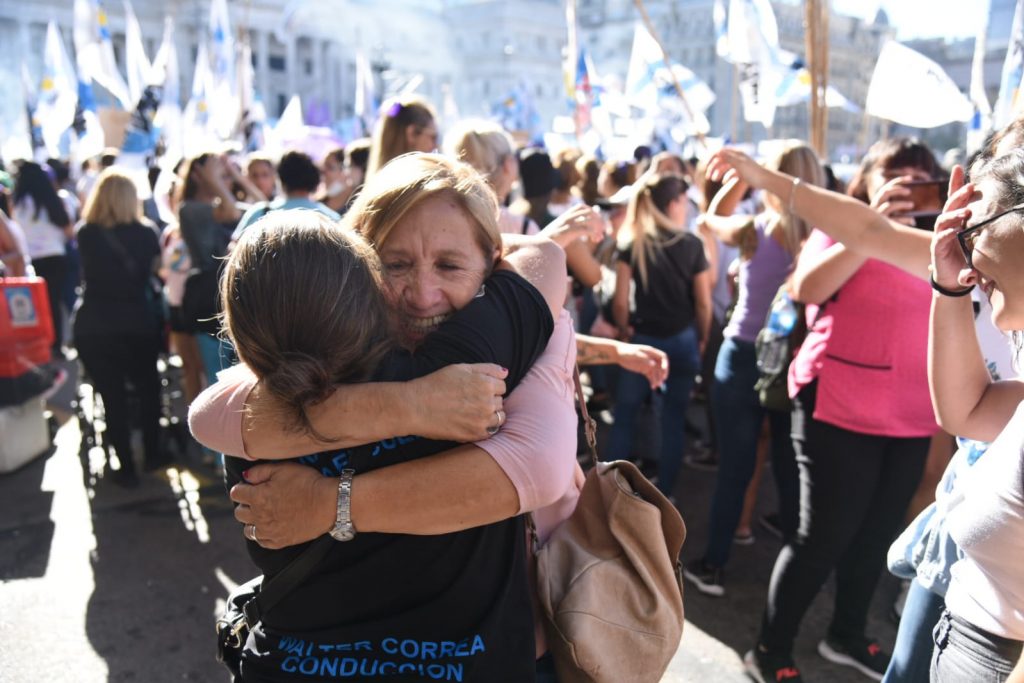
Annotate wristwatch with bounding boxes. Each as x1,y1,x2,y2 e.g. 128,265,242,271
329,469,357,541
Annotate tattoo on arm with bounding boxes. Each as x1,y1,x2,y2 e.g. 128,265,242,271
576,339,616,365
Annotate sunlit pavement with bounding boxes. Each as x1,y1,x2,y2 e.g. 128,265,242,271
1,411,896,682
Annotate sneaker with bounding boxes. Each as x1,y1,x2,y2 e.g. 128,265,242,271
817,636,889,681
759,512,784,540
734,530,755,546
744,648,804,683
683,450,719,471
682,559,725,597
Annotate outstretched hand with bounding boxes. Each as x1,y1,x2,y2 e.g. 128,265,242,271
705,148,769,189
617,342,669,389
539,204,605,248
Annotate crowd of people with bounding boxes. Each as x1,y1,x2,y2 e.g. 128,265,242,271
1,88,1022,683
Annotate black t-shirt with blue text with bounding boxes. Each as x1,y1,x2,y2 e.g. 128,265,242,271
224,270,553,682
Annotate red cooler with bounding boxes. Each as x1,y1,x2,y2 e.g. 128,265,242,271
0,277,55,377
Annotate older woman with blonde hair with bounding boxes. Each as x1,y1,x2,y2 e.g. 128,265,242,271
189,153,587,681
73,169,167,485
366,95,438,178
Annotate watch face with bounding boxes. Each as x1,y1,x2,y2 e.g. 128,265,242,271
330,526,355,542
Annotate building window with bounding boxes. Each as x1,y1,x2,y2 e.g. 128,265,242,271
269,55,286,72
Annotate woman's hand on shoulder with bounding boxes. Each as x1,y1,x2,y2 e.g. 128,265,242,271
408,363,508,441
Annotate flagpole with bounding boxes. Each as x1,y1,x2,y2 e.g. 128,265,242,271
632,0,706,146
804,0,830,158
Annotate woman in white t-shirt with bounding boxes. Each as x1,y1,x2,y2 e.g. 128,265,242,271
12,161,72,356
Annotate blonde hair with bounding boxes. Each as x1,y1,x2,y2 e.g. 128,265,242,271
766,140,826,256
366,95,437,178
620,173,688,290
83,169,141,228
444,119,514,190
345,153,502,263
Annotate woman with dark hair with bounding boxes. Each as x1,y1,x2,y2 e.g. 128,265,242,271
12,161,72,356
684,141,824,598
72,169,167,484
365,95,438,178
190,154,582,681
708,138,946,682
609,172,712,498
707,126,1024,683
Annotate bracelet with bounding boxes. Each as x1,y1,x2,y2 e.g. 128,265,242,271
929,274,974,297
788,177,802,214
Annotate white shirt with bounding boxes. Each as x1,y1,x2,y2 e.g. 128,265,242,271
13,197,67,260
946,399,1024,640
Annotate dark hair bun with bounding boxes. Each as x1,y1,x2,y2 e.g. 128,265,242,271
262,351,334,416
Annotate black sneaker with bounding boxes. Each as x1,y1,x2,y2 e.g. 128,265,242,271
817,635,889,680
759,512,784,540
744,648,804,683
682,559,725,597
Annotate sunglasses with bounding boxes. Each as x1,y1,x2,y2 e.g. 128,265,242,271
957,202,1024,268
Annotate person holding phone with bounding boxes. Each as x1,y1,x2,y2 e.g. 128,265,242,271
709,138,946,683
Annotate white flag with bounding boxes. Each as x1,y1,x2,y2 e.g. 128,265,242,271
182,42,216,158
354,50,377,135
208,0,238,140
994,0,1024,128
866,41,973,128
153,17,183,165
123,0,153,108
37,22,80,158
73,0,131,109
724,0,789,127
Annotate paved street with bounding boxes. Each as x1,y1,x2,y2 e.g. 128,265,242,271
1,395,899,682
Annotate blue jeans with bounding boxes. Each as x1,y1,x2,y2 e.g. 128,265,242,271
608,327,700,496
931,610,1022,683
882,579,945,683
703,337,800,567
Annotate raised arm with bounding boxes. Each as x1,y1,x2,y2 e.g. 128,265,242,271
927,173,1024,441
228,312,581,548
707,148,933,279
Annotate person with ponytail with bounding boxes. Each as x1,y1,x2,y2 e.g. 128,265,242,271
608,172,712,498
365,95,438,179
684,141,823,598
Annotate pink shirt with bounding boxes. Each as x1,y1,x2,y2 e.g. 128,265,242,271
188,311,583,655
788,230,938,437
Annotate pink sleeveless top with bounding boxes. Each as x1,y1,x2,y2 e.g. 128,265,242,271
788,230,938,438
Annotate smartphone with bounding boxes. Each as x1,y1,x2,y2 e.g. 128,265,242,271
897,180,947,230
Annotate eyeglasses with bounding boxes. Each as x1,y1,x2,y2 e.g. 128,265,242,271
957,202,1024,268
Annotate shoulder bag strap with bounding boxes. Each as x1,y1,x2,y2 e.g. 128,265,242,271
242,535,335,627
95,225,140,276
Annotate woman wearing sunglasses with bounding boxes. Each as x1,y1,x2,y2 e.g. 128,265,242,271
706,136,1024,683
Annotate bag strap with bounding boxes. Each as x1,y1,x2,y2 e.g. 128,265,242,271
527,364,597,552
95,224,141,277
241,535,334,627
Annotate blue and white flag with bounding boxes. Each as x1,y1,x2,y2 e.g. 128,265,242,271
866,41,973,128
123,0,152,108
208,0,239,140
994,0,1024,128
723,0,791,128
37,22,80,157
73,0,131,109
182,42,216,157
153,17,183,165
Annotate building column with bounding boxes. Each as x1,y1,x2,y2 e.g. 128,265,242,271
325,40,339,123
286,36,297,99
256,28,270,110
